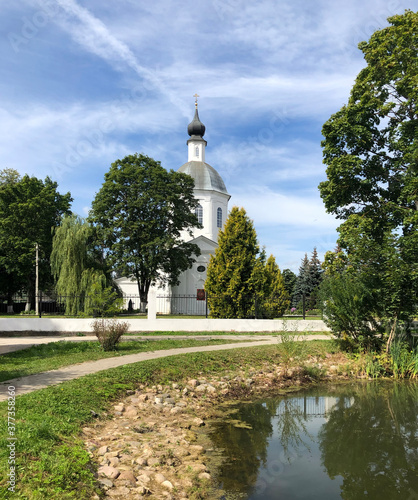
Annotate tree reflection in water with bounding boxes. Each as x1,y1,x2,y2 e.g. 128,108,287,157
209,383,418,500
318,382,418,500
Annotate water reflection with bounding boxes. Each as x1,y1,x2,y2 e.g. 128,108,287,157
209,382,418,500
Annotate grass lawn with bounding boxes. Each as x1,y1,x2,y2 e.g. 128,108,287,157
0,338,260,383
0,340,338,499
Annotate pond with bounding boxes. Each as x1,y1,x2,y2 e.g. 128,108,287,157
209,382,418,500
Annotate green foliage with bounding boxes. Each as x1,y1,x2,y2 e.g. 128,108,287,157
205,207,264,318
89,153,200,312
84,278,123,317
320,270,384,351
51,215,109,315
390,334,418,379
293,248,323,309
277,319,308,372
92,319,130,351
260,254,290,318
0,172,72,306
319,11,418,350
282,268,297,301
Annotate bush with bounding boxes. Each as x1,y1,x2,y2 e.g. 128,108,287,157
92,319,129,351
319,271,384,351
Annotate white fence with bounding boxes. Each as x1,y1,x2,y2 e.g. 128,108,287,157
0,291,330,333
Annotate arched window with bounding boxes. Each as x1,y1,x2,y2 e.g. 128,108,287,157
217,207,222,228
195,146,199,158
195,204,203,225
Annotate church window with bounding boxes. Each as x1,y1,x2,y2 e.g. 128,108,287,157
217,207,222,228
195,204,203,225
195,146,199,158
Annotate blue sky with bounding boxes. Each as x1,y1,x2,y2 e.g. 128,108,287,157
1,0,416,272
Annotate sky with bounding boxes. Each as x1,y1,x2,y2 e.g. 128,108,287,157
1,0,416,273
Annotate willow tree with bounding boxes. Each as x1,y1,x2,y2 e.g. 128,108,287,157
51,215,106,315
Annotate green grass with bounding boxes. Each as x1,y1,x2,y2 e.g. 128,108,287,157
0,338,258,382
125,330,329,336
0,340,336,499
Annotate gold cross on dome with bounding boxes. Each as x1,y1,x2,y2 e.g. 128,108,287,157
193,93,199,106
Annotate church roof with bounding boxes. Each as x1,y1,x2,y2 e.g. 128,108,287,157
178,161,229,195
187,106,206,138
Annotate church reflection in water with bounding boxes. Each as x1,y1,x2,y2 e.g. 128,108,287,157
209,382,418,500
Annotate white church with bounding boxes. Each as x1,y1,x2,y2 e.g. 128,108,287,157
116,101,230,314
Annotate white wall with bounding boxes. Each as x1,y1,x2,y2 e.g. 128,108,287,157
0,317,330,333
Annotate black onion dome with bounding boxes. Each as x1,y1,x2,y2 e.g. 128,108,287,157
187,106,206,137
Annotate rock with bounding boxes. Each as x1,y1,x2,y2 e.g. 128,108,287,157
137,394,149,402
106,486,130,497
98,465,120,479
329,365,339,373
183,462,206,472
114,404,124,412
164,397,176,405
162,480,174,490
116,470,137,485
193,418,205,427
154,473,167,484
199,472,211,480
189,445,205,455
97,445,109,456
98,478,113,488
172,383,179,389
137,473,151,484
206,384,217,394
135,457,148,467
195,384,207,393
134,485,148,495
108,457,119,467
187,379,199,388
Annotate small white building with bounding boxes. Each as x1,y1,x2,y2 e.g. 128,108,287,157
117,102,230,314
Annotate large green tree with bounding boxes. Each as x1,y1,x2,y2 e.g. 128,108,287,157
0,170,72,311
319,10,418,348
205,206,264,318
89,153,200,312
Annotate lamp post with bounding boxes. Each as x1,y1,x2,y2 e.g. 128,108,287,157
35,243,39,317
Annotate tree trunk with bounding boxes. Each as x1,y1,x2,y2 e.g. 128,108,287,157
137,278,150,314
386,314,398,353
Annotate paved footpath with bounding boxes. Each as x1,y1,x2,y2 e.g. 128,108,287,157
0,334,330,401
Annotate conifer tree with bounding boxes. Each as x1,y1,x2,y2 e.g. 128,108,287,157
261,254,290,318
292,253,310,308
205,206,263,318
282,268,297,304
308,247,323,309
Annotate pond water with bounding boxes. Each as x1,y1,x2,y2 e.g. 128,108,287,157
209,382,418,500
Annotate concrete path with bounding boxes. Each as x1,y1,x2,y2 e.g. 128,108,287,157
0,335,330,401
0,334,330,355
